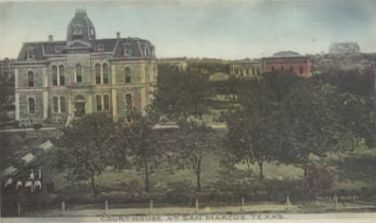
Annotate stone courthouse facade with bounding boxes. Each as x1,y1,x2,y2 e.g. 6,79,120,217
14,10,157,126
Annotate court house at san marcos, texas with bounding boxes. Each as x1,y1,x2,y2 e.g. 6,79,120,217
14,9,157,126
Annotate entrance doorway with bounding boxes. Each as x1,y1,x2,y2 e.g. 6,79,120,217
74,95,85,117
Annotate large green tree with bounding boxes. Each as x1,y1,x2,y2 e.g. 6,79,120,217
109,112,160,192
314,69,375,146
54,113,115,198
171,118,215,193
225,79,281,179
276,77,352,177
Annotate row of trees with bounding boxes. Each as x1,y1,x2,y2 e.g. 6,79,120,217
54,112,214,197
53,62,376,199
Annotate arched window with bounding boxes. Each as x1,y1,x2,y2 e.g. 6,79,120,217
125,67,131,83
28,71,34,87
28,98,35,114
103,64,109,84
95,63,101,84
76,64,82,83
59,65,65,86
52,66,58,86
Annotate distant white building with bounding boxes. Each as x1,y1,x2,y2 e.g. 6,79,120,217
329,42,360,55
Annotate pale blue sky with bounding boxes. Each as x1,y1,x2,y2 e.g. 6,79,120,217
0,0,375,59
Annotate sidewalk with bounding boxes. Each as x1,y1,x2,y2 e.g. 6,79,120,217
20,201,376,217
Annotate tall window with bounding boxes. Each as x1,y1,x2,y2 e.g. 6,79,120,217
125,67,131,83
52,66,58,86
60,96,66,113
53,97,59,113
125,94,132,108
76,64,82,83
95,63,101,84
103,64,109,84
289,66,294,72
96,95,102,111
281,66,284,71
271,66,275,72
104,95,110,111
59,65,65,86
28,98,35,114
28,71,34,87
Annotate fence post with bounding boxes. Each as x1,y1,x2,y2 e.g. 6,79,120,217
241,197,245,211
105,200,109,214
195,197,199,213
150,199,153,215
17,203,21,216
61,201,65,216
334,194,338,209
286,195,291,211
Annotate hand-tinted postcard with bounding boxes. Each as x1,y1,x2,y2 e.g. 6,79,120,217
1,0,376,222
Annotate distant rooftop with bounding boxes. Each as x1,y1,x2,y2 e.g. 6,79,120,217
272,51,301,57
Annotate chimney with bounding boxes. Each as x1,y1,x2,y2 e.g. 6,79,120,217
48,35,53,42
116,32,120,39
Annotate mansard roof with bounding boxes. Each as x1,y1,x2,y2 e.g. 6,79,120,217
17,38,156,61
16,10,156,61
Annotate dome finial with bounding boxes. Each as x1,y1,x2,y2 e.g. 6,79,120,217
75,8,87,15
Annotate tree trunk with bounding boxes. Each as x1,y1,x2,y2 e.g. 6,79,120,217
303,162,310,200
196,161,202,193
90,173,98,199
144,156,150,192
258,161,264,180
303,165,308,180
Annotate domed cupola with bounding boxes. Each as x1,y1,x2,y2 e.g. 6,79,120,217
66,9,96,42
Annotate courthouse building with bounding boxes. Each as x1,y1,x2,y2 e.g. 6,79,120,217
14,9,157,126
0,58,16,119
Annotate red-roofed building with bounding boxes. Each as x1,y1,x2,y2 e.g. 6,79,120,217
262,51,313,78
